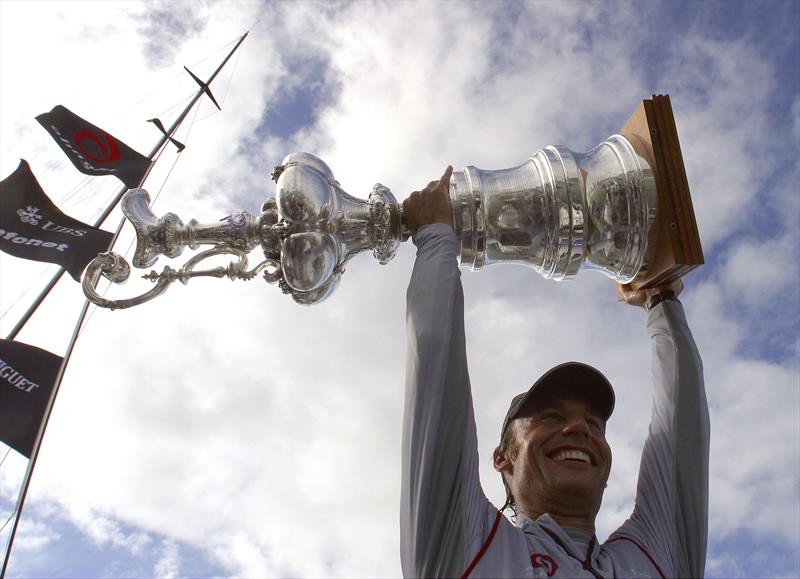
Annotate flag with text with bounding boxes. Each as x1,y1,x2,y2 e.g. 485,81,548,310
0,160,114,280
0,339,62,458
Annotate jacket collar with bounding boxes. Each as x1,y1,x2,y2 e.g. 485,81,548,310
518,513,601,565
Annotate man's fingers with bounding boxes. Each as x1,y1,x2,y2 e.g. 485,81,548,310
615,278,685,309
670,278,685,296
440,165,453,188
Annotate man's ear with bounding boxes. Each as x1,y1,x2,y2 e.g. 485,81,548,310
493,447,512,474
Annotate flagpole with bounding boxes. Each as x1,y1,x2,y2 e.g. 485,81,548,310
3,31,248,342
1,31,248,577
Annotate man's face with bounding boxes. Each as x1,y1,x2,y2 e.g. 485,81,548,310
507,390,612,517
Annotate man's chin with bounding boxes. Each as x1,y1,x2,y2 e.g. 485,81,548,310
547,466,604,498
543,479,604,515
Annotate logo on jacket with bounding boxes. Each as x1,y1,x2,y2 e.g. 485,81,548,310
531,552,558,577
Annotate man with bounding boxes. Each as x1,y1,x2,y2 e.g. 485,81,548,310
400,167,709,578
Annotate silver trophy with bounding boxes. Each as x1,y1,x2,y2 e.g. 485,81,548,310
82,135,656,308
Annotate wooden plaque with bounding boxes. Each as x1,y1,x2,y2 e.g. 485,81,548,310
619,95,703,289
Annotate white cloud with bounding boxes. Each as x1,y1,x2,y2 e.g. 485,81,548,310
1,1,798,578
720,235,797,307
6,517,59,553
57,502,153,555
153,539,181,578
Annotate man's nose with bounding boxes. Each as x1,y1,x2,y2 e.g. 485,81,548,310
561,417,591,437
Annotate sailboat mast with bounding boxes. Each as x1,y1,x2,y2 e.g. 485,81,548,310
1,32,248,577
4,31,248,341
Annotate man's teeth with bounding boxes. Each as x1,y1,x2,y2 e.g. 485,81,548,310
552,449,591,464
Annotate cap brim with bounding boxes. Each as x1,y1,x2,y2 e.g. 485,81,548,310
500,362,615,441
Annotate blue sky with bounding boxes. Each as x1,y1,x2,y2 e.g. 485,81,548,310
1,1,798,577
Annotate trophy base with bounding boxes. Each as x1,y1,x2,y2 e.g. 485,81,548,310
620,95,704,289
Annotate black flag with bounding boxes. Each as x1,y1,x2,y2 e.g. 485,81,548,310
0,339,62,458
36,105,151,188
0,160,114,280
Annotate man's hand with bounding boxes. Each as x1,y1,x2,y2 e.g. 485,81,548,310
616,278,684,309
402,165,454,234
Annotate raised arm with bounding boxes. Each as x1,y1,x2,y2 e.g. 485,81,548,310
400,168,493,578
612,282,710,578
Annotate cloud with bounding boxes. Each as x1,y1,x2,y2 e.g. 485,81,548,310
7,517,60,553
134,1,210,69
719,235,796,307
153,539,181,578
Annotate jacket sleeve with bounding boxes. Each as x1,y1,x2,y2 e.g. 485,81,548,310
610,299,710,578
400,224,492,578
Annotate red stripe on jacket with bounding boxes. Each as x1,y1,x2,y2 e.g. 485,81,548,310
461,510,503,579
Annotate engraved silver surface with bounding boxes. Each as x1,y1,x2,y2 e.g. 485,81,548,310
454,135,656,282
82,136,656,308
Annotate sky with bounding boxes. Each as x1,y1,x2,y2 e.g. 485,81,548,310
0,0,798,577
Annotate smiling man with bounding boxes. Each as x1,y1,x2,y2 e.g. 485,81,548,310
493,364,614,533
400,168,709,578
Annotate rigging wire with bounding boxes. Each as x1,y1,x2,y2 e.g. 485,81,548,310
249,16,263,33
58,175,99,209
0,513,13,535
107,35,239,125
0,447,14,534
60,177,115,213
138,36,240,123
43,156,67,174
0,266,55,322
195,40,243,123
150,91,196,124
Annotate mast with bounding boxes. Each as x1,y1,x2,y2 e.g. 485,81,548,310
4,31,248,342
1,32,248,576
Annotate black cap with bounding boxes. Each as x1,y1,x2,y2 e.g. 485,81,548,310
499,362,615,442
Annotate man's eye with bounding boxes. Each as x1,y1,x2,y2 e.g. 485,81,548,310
539,412,563,422
589,419,605,432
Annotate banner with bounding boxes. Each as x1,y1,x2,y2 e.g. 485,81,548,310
0,160,114,280
0,339,62,458
36,105,151,188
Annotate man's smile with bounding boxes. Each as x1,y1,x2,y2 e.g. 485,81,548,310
546,446,598,466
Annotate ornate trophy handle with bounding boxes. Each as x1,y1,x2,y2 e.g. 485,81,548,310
82,248,281,310
82,185,290,308
122,188,263,269
83,252,170,310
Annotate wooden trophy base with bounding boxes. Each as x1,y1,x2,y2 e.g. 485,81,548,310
620,95,703,289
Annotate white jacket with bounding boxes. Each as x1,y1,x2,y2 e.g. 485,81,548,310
401,225,709,578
